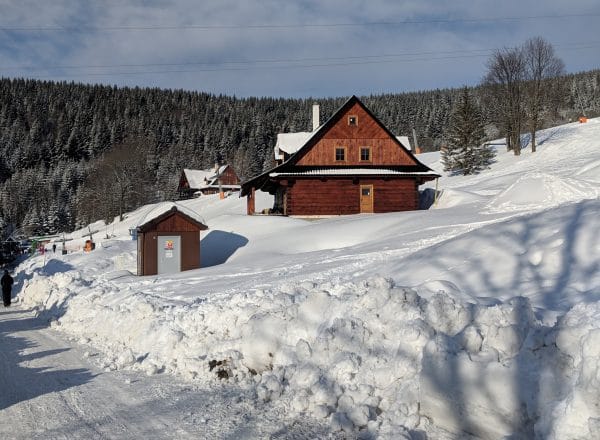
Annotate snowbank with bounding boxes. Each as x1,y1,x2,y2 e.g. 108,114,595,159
537,302,600,439
17,270,600,439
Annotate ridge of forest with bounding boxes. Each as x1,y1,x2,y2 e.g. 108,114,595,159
0,70,598,236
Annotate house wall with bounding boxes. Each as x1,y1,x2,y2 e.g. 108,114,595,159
154,213,202,232
139,231,201,275
140,232,157,275
177,172,193,199
219,166,240,185
180,231,201,271
286,178,418,216
296,102,416,167
178,172,190,190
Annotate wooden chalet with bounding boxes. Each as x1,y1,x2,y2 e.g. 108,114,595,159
241,96,440,216
178,164,240,199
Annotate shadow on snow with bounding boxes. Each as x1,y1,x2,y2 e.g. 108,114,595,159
201,230,249,268
0,311,96,411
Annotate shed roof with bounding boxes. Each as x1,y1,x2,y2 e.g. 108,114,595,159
136,203,208,232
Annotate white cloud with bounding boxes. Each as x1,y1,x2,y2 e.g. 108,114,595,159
0,0,598,96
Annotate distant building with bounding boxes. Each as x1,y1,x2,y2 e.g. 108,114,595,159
178,165,241,199
241,95,439,216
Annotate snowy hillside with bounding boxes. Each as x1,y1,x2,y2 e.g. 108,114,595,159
13,118,600,439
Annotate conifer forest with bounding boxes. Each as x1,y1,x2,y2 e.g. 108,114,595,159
0,69,598,237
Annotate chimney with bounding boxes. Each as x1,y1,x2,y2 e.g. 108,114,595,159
312,103,320,131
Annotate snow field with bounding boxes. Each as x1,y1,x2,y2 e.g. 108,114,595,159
14,117,600,438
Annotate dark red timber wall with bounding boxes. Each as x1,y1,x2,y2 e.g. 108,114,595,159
286,178,418,215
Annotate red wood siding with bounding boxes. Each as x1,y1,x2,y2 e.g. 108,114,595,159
155,213,203,232
137,210,205,275
179,172,190,189
371,179,418,212
140,231,157,275
286,178,418,216
138,231,201,275
219,166,240,186
296,103,417,167
180,231,201,271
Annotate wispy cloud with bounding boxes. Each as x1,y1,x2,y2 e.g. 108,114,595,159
0,0,598,97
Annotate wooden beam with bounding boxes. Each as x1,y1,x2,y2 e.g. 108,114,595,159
247,188,256,215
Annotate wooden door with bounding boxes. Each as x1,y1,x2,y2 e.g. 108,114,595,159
360,185,374,213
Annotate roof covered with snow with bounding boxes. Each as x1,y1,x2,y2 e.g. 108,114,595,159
274,132,314,161
269,168,439,177
135,202,207,230
396,136,412,150
183,166,233,190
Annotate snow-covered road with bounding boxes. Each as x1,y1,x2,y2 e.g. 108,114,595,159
0,307,332,439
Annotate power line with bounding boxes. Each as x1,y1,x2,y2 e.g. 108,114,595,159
0,13,599,32
1,42,598,76
37,54,495,78
23,44,599,80
0,48,499,71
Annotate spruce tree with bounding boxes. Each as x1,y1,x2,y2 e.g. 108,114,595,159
442,87,494,175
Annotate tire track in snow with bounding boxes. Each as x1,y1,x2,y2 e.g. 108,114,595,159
0,307,335,439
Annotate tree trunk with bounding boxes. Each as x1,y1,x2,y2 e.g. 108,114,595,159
511,130,521,156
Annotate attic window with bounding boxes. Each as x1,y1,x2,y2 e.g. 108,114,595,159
360,147,371,161
348,115,358,126
335,147,346,161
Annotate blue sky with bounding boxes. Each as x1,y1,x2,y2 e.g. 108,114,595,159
0,0,599,98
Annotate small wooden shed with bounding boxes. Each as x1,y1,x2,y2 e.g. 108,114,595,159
136,206,208,276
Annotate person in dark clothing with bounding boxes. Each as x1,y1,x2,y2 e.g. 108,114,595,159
1,269,13,307
52,243,56,253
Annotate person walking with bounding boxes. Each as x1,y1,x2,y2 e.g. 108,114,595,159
1,269,14,307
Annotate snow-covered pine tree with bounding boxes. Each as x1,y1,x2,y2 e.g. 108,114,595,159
442,87,494,175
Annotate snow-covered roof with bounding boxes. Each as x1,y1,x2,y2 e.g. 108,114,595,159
274,132,314,161
183,166,230,190
269,168,440,177
396,136,412,150
135,202,207,229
